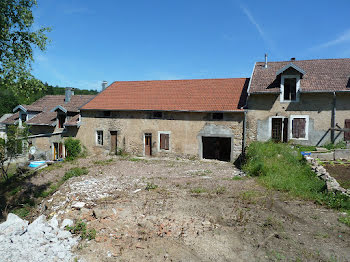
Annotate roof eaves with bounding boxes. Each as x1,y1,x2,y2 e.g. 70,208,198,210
276,63,306,76
247,62,256,95
13,105,27,113
51,105,67,113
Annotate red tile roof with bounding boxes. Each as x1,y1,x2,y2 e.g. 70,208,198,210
249,58,350,93
82,78,249,112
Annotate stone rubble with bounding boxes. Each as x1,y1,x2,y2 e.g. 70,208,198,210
0,213,79,262
305,156,350,197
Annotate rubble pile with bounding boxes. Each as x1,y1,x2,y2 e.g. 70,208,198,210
0,214,78,262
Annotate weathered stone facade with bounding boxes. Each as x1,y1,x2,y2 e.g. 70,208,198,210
77,110,244,161
246,92,350,146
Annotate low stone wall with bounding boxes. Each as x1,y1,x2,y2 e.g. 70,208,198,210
310,149,350,161
305,156,350,197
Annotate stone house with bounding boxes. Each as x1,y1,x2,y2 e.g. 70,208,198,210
1,88,95,160
246,58,350,146
78,78,249,161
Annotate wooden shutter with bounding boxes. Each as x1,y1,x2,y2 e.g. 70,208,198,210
345,119,350,141
160,134,169,150
293,118,306,138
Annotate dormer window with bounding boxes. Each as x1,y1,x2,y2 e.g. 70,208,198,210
280,75,300,102
58,115,66,128
20,113,27,123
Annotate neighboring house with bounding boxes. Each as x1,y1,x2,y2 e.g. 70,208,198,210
246,58,350,146
0,114,13,140
78,78,249,161
1,88,95,160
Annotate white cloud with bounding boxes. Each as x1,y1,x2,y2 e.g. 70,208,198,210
240,5,265,39
311,29,350,50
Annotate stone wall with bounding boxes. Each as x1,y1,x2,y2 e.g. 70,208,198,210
77,111,244,161
246,92,350,146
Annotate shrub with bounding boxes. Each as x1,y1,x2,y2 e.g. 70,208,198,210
64,138,82,160
145,182,158,191
62,167,88,181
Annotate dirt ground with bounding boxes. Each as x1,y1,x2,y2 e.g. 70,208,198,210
324,163,350,189
34,156,350,261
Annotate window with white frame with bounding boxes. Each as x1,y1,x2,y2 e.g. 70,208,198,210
281,75,300,102
290,115,309,140
158,131,170,151
96,130,103,145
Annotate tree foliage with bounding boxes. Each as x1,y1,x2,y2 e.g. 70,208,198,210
0,0,50,96
0,124,29,180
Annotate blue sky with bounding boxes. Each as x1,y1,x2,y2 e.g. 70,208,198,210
32,0,350,91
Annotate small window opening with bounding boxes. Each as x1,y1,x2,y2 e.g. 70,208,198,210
103,111,111,117
97,130,103,145
152,111,163,119
160,133,170,150
212,113,224,120
20,114,27,122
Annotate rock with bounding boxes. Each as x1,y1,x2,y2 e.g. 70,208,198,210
72,201,86,210
60,218,74,229
48,215,59,228
0,213,28,237
0,214,78,262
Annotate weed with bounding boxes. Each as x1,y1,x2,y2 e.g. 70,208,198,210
145,182,158,191
231,176,243,181
39,163,63,173
324,141,347,150
66,220,96,240
214,186,226,194
12,206,30,218
190,187,207,194
9,186,21,196
62,167,88,181
240,190,259,203
338,211,350,227
93,159,114,166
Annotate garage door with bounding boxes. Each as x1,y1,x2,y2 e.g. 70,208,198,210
202,136,231,162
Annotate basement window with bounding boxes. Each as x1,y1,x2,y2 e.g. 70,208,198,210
96,130,103,145
212,113,224,120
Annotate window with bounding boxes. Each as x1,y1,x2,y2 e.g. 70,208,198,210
290,115,309,140
96,130,103,145
158,132,170,151
212,113,224,120
58,114,66,128
103,111,111,117
281,75,300,102
152,111,163,119
344,119,350,141
20,114,27,123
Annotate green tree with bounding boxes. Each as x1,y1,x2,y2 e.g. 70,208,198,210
0,0,50,96
0,124,29,180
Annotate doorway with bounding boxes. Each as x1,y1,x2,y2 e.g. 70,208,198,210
144,133,152,156
110,131,118,154
53,142,64,160
202,136,231,162
271,118,288,142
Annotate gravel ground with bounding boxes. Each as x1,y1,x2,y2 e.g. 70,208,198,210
29,156,350,261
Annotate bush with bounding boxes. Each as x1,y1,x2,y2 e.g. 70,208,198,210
64,138,82,160
66,220,96,240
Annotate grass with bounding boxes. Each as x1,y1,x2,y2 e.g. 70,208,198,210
66,220,97,240
190,187,207,194
145,182,158,191
93,159,114,166
37,167,89,198
243,141,350,211
214,186,226,194
338,211,350,227
324,141,347,150
38,162,63,173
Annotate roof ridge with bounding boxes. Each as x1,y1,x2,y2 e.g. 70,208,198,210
256,57,350,63
111,77,248,83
